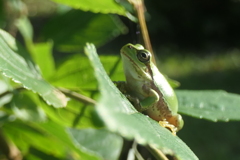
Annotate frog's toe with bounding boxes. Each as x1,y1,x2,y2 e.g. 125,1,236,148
159,120,177,135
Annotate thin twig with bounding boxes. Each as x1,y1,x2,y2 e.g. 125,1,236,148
146,145,169,160
129,0,156,64
72,105,87,127
132,140,145,160
0,86,96,106
0,129,22,160
58,87,96,105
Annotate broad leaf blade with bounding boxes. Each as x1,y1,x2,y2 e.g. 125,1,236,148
51,0,127,15
31,42,56,79
0,29,67,108
177,90,240,122
4,122,66,157
68,128,123,160
50,54,97,90
43,10,127,52
84,43,198,160
40,97,102,128
36,121,100,160
4,121,99,160
51,54,123,90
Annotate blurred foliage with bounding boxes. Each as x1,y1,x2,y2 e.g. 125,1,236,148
0,0,240,160
41,10,128,52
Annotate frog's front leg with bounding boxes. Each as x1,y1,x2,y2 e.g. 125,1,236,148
135,88,159,112
114,81,128,94
115,81,159,112
114,81,140,107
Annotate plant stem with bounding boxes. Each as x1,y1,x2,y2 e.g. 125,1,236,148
0,129,22,160
146,145,169,160
58,87,96,105
132,140,145,160
72,105,87,127
129,0,156,64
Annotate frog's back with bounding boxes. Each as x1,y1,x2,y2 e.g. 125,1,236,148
151,63,178,114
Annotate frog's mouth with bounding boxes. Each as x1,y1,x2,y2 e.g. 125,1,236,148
121,51,151,80
121,51,138,66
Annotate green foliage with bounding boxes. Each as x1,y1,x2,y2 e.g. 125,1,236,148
68,128,123,160
50,54,97,90
8,90,46,122
42,9,128,52
0,29,67,108
51,0,127,15
177,90,240,122
0,0,240,160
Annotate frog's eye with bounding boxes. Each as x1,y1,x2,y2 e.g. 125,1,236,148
137,50,150,63
127,45,133,49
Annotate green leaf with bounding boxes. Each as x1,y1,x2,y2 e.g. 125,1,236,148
177,90,240,122
3,122,66,157
16,16,33,47
36,121,101,160
42,10,127,52
27,147,62,160
40,97,102,128
0,79,12,107
0,111,11,125
100,55,125,81
164,75,180,88
51,54,123,91
31,42,56,79
4,121,100,160
51,0,127,15
68,128,123,160
50,54,96,90
84,43,198,160
0,29,67,108
9,91,46,122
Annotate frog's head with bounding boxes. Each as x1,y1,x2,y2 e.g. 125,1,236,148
120,43,152,81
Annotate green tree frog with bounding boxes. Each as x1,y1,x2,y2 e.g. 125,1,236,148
117,43,184,135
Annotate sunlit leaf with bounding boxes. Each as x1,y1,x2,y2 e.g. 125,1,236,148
0,29,67,108
31,42,56,79
51,0,127,15
50,54,96,90
177,90,240,122
68,128,123,160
